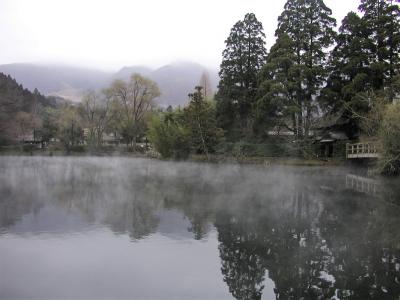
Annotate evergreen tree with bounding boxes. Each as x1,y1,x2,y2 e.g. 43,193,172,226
319,12,372,138
358,0,400,94
255,33,299,136
320,12,371,110
184,86,223,158
275,0,336,137
216,13,267,137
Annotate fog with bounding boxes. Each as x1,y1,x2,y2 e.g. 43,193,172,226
1,156,400,299
0,0,361,70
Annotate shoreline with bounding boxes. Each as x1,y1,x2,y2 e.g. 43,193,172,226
0,148,349,167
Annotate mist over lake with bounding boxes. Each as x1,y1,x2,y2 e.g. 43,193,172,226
1,156,400,299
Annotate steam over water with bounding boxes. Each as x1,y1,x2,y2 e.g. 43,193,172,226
1,156,400,299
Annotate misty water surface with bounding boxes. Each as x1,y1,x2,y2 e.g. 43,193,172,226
0,156,400,300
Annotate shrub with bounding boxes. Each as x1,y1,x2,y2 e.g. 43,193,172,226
378,103,400,175
22,144,36,153
217,140,302,158
148,114,190,159
69,145,86,153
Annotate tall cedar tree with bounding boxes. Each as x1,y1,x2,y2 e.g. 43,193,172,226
255,34,298,136
358,0,400,95
320,13,372,111
216,13,267,137
319,12,373,138
275,0,336,137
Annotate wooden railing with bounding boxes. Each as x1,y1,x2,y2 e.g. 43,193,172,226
346,174,380,195
346,142,380,159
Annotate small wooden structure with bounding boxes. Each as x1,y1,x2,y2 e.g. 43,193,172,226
313,110,354,158
346,142,380,159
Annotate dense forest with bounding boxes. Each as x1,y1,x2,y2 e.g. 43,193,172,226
0,73,60,144
0,0,399,174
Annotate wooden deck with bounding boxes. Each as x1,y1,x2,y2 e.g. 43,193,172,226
346,142,380,159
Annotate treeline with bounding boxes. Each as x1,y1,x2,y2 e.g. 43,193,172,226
150,0,400,174
35,74,160,152
215,0,400,142
0,71,162,151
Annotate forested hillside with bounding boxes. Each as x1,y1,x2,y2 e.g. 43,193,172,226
0,73,58,144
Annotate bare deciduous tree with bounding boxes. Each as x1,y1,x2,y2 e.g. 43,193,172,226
198,71,213,99
106,73,160,146
80,90,117,146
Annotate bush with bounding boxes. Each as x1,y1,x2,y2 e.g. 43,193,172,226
69,145,86,153
148,114,190,159
22,144,36,153
216,140,302,158
378,103,400,175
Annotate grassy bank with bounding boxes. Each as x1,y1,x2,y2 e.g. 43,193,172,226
188,154,346,166
0,142,348,167
0,144,153,158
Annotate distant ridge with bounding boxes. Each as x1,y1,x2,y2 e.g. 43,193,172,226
0,62,219,107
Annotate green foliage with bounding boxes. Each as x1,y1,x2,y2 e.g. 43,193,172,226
255,33,298,136
260,0,337,138
358,91,389,137
68,144,86,153
0,72,55,144
216,13,267,136
378,103,400,175
184,87,224,155
319,0,400,138
149,87,223,159
40,107,58,143
359,0,400,90
217,139,302,158
22,144,36,153
148,111,190,159
1,0,399,166
320,12,371,113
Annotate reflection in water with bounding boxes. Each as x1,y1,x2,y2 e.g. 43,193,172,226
0,157,400,299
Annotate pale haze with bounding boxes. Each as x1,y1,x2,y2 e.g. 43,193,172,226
0,0,361,71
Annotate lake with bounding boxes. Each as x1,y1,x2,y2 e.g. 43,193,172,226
1,156,400,300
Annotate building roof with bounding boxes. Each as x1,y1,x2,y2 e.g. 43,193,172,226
314,130,349,143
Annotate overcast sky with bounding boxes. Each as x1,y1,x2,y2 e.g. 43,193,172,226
0,0,361,71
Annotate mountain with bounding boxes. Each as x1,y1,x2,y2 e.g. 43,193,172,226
152,62,218,107
112,65,153,79
0,62,219,107
0,64,112,102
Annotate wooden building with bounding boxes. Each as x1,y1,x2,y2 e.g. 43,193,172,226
312,110,356,158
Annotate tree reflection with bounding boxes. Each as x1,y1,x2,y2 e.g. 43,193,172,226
320,191,400,299
2,158,400,300
214,180,400,300
216,209,267,300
